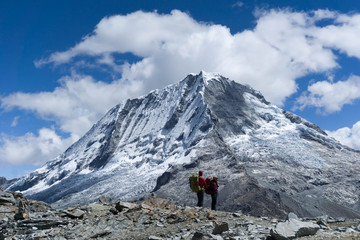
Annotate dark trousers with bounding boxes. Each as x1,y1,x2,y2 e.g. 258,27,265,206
211,193,217,210
197,190,204,207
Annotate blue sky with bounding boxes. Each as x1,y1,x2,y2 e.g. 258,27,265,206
1,0,360,179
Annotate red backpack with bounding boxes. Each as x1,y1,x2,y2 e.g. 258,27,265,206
205,177,212,194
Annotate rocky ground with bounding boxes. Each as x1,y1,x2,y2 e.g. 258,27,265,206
1,189,360,240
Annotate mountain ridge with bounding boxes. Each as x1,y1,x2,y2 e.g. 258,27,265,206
7,71,360,218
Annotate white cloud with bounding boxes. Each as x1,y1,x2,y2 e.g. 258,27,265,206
1,73,143,138
326,121,360,150
255,9,338,73
314,13,360,58
35,9,360,106
295,75,360,113
0,128,75,166
11,116,19,127
0,73,143,166
3,9,360,167
232,2,244,8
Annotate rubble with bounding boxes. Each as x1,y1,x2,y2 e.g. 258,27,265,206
1,189,360,239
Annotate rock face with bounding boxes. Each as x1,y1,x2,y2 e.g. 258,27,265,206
7,71,360,218
1,190,360,240
0,178,16,190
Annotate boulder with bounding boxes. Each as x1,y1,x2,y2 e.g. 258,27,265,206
192,232,205,240
142,197,174,209
286,212,299,221
64,208,85,219
98,196,109,205
316,219,330,230
109,207,118,215
212,221,229,235
0,205,17,214
115,201,138,212
0,191,16,205
270,219,320,240
98,196,113,205
141,202,154,211
14,212,29,220
206,212,216,220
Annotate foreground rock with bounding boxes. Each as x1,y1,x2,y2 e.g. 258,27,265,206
1,189,360,239
271,218,320,239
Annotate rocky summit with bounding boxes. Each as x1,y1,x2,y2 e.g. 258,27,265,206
1,189,360,240
7,71,360,218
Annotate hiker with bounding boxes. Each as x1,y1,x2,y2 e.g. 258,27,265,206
196,170,207,207
207,176,219,210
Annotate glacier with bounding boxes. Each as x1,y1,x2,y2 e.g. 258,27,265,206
8,71,360,218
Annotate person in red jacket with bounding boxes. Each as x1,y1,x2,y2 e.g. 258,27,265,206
196,170,207,207
208,176,219,210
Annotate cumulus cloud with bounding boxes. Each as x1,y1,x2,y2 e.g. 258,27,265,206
0,128,75,166
326,121,360,150
1,73,143,139
3,8,360,167
35,9,360,106
0,73,143,166
295,75,360,113
314,13,360,58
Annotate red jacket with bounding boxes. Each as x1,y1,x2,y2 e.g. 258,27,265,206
197,176,207,190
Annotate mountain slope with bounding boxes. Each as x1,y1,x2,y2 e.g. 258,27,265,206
8,71,360,218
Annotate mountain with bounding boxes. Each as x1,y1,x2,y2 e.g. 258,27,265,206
7,71,360,218
0,177,17,190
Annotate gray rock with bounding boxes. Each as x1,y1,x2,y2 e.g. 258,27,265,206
233,212,242,218
212,221,229,235
335,217,346,222
98,196,109,205
286,212,299,221
1,190,359,240
336,227,347,232
346,228,356,233
209,234,224,240
316,219,330,230
109,207,118,215
64,208,85,219
115,201,138,212
14,212,29,220
270,219,320,240
192,232,205,240
90,231,112,239
0,191,16,205
148,235,163,240
17,218,69,230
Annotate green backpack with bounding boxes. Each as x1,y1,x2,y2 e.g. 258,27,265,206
189,174,202,192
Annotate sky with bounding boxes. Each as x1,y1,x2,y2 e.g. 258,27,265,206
1,0,360,179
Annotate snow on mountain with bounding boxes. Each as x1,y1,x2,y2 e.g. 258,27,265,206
8,71,360,218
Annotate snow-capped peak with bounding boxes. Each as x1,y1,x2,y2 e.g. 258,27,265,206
7,72,360,219
198,70,222,84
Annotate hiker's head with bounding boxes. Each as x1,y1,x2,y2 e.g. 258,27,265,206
213,176,218,181
199,170,203,176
